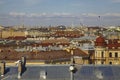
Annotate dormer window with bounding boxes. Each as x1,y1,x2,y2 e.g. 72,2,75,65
112,47,115,49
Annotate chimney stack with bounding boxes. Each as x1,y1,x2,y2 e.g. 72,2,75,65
0,61,5,77
17,57,26,79
18,61,22,79
21,56,26,67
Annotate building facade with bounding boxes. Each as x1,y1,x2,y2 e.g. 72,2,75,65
93,36,120,65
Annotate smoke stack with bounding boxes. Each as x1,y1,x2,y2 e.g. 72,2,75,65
18,61,22,79
0,61,5,77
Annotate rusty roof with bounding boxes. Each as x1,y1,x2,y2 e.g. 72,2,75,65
0,48,88,61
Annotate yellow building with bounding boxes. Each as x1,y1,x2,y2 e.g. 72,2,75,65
1,30,26,38
93,36,120,65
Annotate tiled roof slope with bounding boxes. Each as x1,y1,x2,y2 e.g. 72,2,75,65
0,48,88,60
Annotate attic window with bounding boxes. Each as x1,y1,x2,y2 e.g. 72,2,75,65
112,47,115,49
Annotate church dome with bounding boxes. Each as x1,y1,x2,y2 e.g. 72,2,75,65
96,36,105,43
95,36,106,46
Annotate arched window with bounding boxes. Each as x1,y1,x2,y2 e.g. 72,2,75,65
109,62,112,65
101,61,104,64
109,52,112,58
115,52,118,58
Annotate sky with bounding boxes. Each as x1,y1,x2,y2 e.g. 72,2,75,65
0,0,120,27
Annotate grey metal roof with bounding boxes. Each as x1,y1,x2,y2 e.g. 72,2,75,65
1,65,120,80
79,44,94,50
73,36,96,40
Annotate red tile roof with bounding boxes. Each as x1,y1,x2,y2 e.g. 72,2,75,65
0,48,88,60
32,38,70,47
107,39,120,49
6,36,27,40
95,36,106,46
52,31,84,38
95,36,120,49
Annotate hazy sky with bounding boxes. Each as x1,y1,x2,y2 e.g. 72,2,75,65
0,0,120,26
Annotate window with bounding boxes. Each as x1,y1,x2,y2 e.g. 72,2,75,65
115,52,118,58
109,52,112,58
101,51,104,58
101,61,104,64
109,62,112,65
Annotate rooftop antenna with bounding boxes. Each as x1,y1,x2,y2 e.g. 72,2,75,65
98,16,104,35
98,16,100,26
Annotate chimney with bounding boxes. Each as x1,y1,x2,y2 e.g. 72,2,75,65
18,61,22,79
21,56,26,67
0,61,5,77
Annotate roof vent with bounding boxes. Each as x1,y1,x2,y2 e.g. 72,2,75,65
0,61,5,77
94,69,103,80
40,70,47,79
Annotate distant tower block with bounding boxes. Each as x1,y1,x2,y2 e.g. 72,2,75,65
0,61,5,77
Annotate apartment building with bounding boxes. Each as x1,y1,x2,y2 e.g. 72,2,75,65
93,36,120,65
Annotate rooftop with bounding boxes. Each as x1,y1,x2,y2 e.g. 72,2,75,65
1,64,120,80
0,48,88,61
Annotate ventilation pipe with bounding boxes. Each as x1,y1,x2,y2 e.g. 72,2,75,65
17,57,26,79
0,61,5,77
18,61,22,79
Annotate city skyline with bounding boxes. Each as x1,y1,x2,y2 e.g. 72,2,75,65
0,0,120,26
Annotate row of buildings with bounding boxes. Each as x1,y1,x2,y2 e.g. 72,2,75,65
0,25,120,65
